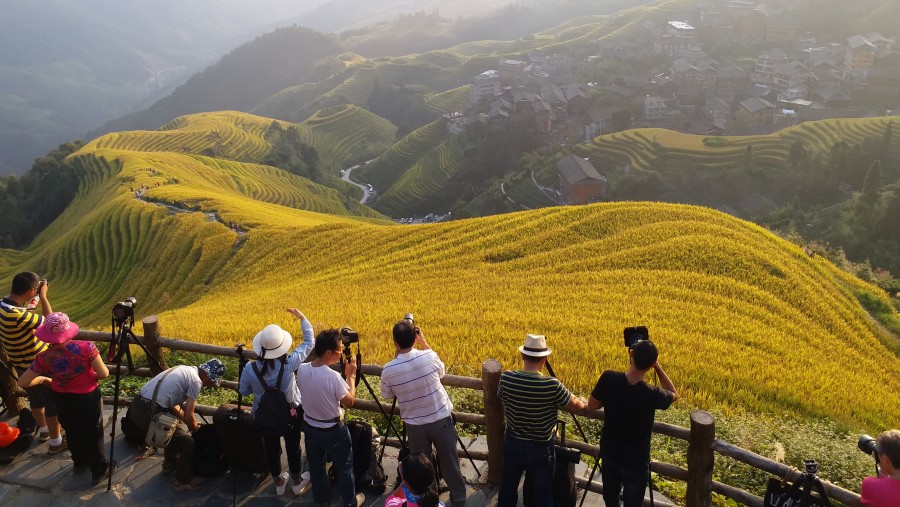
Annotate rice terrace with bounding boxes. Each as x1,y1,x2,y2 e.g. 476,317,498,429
1,0,899,504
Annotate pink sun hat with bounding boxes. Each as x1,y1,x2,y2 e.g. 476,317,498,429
34,312,80,344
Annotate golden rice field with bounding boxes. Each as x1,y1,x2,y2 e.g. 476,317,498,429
377,136,467,215
576,117,900,172
358,120,449,190
2,108,897,432
295,105,397,170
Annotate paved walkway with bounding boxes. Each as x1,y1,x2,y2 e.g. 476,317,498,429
0,406,662,507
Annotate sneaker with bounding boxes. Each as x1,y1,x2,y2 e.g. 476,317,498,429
73,462,90,474
173,477,205,491
48,437,68,454
161,461,176,475
292,471,311,495
356,492,366,507
38,430,50,442
92,461,116,486
275,471,290,495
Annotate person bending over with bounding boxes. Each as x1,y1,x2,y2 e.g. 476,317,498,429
130,358,225,490
587,340,677,507
386,450,443,507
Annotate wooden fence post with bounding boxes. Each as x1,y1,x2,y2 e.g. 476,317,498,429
142,315,168,375
482,359,504,484
686,410,715,507
0,347,25,416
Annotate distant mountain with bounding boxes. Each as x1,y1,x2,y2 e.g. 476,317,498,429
0,0,324,174
89,27,345,138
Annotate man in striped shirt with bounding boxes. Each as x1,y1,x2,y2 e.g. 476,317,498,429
0,272,61,445
380,319,466,507
497,334,586,507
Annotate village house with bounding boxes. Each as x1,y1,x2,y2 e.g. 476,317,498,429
644,95,670,121
705,96,732,130
754,48,789,81
498,59,528,81
739,96,775,124
470,70,501,104
766,17,799,44
557,155,607,205
844,34,877,82
869,51,900,97
656,21,698,58
771,60,809,92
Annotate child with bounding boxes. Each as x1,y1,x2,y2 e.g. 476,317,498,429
18,312,112,485
386,451,442,507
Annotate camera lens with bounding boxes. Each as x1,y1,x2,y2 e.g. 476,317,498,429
858,435,878,454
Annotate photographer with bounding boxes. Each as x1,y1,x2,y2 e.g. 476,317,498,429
381,319,466,507
586,340,677,507
497,334,586,507
861,430,900,506
238,308,315,496
130,358,225,490
0,272,62,448
296,329,364,507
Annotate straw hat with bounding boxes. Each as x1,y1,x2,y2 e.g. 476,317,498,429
252,324,292,359
519,334,552,357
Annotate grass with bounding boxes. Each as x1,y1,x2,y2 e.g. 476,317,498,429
296,105,397,171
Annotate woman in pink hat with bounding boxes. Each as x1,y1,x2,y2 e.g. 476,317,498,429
17,312,112,485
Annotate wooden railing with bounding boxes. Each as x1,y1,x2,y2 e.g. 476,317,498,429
0,316,863,507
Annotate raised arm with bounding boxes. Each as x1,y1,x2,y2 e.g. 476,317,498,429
653,362,678,402
286,308,315,365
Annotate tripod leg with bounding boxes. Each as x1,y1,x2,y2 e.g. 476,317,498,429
378,397,397,463
107,326,128,491
579,457,601,507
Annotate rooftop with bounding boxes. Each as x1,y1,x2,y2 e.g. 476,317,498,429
557,155,607,185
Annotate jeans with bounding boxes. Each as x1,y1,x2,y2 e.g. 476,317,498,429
498,434,555,507
303,421,355,507
263,422,302,479
53,388,107,475
407,416,467,506
601,458,648,507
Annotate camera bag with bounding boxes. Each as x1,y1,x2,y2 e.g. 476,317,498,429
145,369,180,448
213,403,268,473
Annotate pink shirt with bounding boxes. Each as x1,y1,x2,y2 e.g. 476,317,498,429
384,493,445,507
30,340,100,394
861,476,900,507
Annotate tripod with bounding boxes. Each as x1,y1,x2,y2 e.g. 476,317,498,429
106,307,164,491
232,344,248,507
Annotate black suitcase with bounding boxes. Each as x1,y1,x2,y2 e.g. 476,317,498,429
213,403,267,474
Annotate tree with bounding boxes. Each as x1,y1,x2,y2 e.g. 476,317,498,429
611,109,632,132
788,140,808,172
745,143,753,168
862,160,883,200
884,121,893,150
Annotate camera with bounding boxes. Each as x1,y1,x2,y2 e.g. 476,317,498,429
804,459,818,476
403,313,414,324
858,434,878,455
340,327,359,356
112,297,137,322
624,326,649,348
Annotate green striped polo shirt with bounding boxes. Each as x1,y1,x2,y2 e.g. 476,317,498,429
0,298,47,370
498,369,572,442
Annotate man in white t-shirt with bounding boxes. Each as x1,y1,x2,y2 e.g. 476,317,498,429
381,319,465,506
297,329,363,507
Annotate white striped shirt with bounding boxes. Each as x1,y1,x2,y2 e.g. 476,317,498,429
380,349,452,425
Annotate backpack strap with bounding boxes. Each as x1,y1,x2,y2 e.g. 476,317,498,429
252,361,285,392
149,368,176,417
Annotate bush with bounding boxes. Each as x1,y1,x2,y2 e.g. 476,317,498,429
703,136,729,147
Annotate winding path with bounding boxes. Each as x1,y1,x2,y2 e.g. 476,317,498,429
341,164,372,204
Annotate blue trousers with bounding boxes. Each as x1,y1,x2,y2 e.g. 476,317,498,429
303,421,356,507
498,434,555,507
601,458,648,507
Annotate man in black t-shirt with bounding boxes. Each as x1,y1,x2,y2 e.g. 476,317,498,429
587,340,677,507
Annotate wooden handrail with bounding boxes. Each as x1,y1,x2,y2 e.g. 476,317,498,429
0,321,859,507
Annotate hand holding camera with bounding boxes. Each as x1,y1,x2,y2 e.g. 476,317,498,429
38,279,48,297
343,355,357,379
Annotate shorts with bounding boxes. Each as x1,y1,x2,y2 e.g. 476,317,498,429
16,366,58,418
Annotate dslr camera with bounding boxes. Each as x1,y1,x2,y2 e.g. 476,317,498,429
340,327,359,356
403,313,421,335
858,434,877,455
112,297,137,323
624,326,649,349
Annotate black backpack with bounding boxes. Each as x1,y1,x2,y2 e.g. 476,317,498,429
192,424,227,477
252,361,293,438
347,420,388,492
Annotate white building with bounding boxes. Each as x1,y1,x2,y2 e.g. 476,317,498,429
470,70,501,104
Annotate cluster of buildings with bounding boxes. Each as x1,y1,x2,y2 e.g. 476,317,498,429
594,1,898,134
447,53,593,136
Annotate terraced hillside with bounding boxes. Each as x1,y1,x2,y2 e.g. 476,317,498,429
357,120,449,190
294,105,397,171
576,117,900,173
376,136,468,216
5,125,898,432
